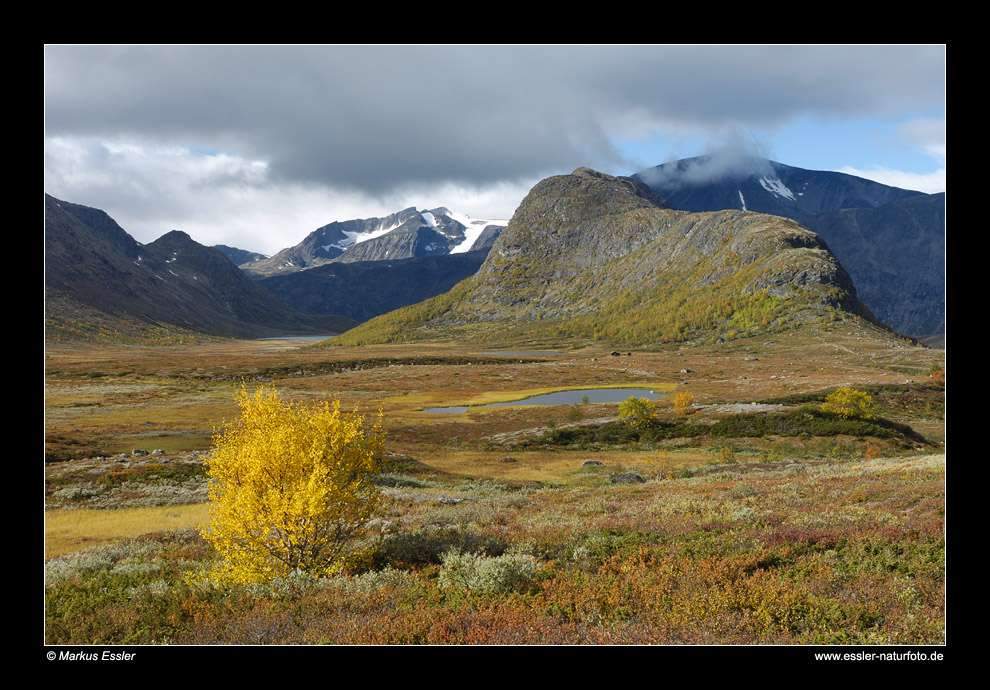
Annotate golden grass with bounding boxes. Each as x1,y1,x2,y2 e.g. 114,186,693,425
418,449,709,483
104,435,214,455
45,503,210,559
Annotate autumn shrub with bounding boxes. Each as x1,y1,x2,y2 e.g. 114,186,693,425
645,450,674,480
200,385,386,585
673,390,694,414
820,387,877,420
618,396,658,428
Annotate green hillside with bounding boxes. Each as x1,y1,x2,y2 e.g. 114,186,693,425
332,169,878,348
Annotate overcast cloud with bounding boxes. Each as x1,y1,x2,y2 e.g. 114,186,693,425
44,45,946,254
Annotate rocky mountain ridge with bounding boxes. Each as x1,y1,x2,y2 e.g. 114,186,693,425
44,194,354,341
333,168,881,347
240,206,506,279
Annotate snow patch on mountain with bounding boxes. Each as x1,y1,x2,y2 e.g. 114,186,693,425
447,210,509,254
759,176,796,201
327,220,406,252
738,191,747,211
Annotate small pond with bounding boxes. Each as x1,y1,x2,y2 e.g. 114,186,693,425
476,350,567,356
255,335,337,341
421,388,665,414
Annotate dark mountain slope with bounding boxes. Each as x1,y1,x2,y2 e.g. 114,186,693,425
259,250,489,322
801,193,945,337
45,195,354,340
214,245,267,265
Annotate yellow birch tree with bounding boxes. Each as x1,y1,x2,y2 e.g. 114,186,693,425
202,385,385,584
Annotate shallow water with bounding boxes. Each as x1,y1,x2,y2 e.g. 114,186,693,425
421,388,665,414
476,350,567,356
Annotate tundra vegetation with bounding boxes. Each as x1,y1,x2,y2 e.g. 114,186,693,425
44,323,945,645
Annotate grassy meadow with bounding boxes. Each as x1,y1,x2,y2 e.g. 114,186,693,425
44,321,946,646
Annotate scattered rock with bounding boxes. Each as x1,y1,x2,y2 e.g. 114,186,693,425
582,460,603,467
131,449,149,456
610,473,645,484
499,456,518,463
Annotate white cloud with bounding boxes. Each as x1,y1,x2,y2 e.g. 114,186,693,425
45,45,945,195
836,165,945,194
44,46,946,253
897,117,946,162
834,115,945,194
44,134,534,254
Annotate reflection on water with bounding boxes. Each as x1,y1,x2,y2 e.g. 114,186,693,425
422,388,665,414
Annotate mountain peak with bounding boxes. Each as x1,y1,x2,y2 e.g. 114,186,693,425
154,229,195,244
241,206,508,278
333,167,875,347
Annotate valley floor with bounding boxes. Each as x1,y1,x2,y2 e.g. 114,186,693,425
44,322,945,646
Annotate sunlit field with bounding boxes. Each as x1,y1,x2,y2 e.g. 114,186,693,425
44,326,945,645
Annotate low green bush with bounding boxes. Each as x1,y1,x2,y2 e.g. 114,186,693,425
438,551,538,596
368,528,507,571
709,409,925,441
537,420,707,448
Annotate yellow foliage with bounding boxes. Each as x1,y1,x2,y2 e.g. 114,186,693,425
645,450,673,480
673,390,694,414
618,396,657,429
820,387,876,420
201,386,385,584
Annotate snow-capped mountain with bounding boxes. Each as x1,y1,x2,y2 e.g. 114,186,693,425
634,155,926,222
240,207,507,278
